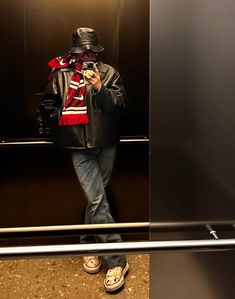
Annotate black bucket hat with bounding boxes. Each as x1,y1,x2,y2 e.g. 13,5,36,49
69,27,104,53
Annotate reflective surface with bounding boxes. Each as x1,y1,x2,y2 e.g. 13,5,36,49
0,0,149,242
0,0,149,138
0,0,150,296
150,0,235,298
0,143,149,243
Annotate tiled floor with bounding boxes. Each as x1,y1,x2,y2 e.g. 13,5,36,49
0,254,149,299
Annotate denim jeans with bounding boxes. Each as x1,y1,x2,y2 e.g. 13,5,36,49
71,145,126,268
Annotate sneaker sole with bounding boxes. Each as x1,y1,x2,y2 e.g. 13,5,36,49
82,260,101,274
104,262,129,292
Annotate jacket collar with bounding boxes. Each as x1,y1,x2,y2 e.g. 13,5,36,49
96,61,107,73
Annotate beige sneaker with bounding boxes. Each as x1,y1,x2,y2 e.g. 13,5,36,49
104,263,129,292
82,256,101,274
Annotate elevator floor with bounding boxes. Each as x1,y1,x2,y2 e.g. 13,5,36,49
0,254,149,299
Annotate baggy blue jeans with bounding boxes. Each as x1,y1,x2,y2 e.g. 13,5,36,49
71,145,126,268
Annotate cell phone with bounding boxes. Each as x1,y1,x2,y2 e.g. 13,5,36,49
82,61,94,71
82,62,95,84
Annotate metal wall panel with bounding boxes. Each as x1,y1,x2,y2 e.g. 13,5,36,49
0,143,149,243
150,0,235,298
0,0,149,241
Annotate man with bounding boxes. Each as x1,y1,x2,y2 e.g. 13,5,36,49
38,27,128,292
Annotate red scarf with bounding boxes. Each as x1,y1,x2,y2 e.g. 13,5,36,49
48,55,88,126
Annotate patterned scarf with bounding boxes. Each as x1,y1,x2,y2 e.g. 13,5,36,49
48,54,88,126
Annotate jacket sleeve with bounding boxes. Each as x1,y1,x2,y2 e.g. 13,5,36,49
92,69,128,115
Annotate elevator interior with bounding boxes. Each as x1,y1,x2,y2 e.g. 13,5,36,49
0,0,149,244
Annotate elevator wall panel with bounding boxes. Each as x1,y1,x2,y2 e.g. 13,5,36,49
150,0,235,298
0,0,149,138
0,0,149,240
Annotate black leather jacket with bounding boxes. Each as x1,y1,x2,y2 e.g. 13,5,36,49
39,61,127,149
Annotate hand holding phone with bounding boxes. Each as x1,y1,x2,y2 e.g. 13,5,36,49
82,63,101,91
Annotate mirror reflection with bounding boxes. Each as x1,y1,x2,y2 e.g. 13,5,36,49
0,0,149,295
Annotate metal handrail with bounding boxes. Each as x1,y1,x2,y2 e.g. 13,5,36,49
0,222,149,237
0,221,235,258
206,225,219,239
0,221,234,240
0,141,54,146
0,137,149,146
151,220,235,230
0,239,235,259
1,221,235,235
